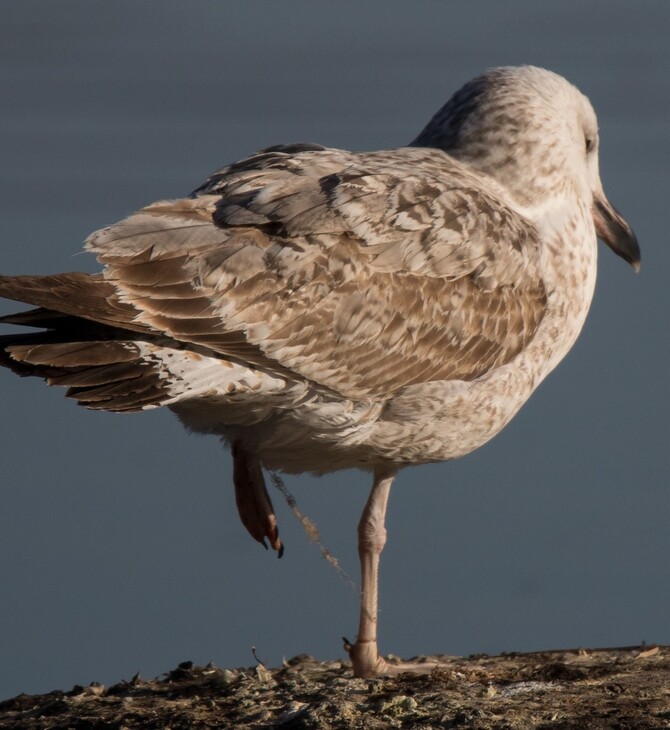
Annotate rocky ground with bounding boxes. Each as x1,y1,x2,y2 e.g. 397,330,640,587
1,646,669,729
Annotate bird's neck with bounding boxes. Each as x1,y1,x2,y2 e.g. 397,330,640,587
526,195,599,383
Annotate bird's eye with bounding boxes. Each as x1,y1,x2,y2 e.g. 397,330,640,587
585,136,595,154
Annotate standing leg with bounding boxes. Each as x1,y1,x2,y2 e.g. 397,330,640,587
345,469,395,678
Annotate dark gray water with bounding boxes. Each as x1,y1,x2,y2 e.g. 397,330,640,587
1,0,668,698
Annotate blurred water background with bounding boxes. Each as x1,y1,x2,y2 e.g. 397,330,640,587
0,0,668,699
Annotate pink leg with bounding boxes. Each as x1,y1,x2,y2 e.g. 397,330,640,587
346,469,394,677
345,469,449,677
232,442,283,557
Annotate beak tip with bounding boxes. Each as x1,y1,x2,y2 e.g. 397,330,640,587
593,197,640,273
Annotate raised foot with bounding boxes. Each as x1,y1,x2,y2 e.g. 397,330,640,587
343,637,445,678
232,442,284,557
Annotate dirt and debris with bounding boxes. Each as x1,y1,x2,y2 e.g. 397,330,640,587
1,646,669,729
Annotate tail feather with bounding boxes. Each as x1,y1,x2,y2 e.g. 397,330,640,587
0,272,172,411
65,373,165,408
0,333,168,411
47,362,143,388
6,340,139,368
1,271,292,415
0,273,150,334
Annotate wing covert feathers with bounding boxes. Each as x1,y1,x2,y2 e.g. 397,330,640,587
84,146,547,398
1,144,547,409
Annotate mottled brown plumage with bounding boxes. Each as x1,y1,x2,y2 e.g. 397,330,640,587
0,145,548,411
0,66,639,677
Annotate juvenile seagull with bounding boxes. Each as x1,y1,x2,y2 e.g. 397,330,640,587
0,66,639,677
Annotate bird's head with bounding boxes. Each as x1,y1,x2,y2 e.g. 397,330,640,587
412,65,640,271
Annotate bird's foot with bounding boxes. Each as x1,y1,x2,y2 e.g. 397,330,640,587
232,443,284,557
343,637,450,677
343,637,387,678
237,484,283,557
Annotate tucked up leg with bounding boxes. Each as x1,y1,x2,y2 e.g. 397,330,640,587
232,441,284,557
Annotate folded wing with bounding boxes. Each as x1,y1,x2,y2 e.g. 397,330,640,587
1,144,547,407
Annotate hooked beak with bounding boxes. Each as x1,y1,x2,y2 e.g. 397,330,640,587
593,195,641,272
